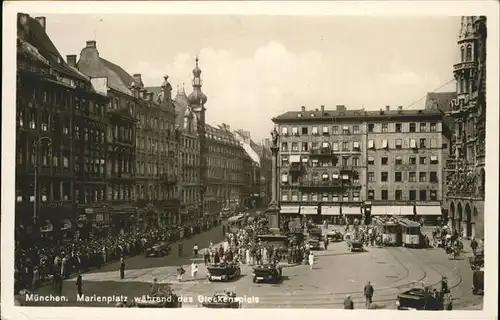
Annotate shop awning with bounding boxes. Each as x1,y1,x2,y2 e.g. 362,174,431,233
290,155,301,163
416,205,442,216
60,219,72,231
300,206,318,215
371,206,389,216
280,205,300,214
400,206,415,215
40,221,54,233
342,206,361,215
322,206,340,216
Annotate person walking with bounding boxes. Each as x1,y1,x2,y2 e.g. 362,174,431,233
363,281,374,308
191,261,198,279
150,278,159,295
76,272,83,299
308,252,315,270
470,238,478,255
119,256,125,280
343,294,354,309
32,267,39,291
193,244,199,257
177,265,185,282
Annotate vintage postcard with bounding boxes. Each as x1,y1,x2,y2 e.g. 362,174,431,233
1,1,498,320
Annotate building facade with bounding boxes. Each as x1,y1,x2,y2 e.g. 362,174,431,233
134,75,179,227
15,14,109,240
444,16,486,239
77,40,138,233
272,105,450,224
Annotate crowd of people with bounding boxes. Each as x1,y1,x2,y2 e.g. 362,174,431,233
14,214,221,294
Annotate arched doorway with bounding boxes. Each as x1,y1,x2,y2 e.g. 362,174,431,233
457,202,463,234
449,202,456,227
465,203,472,238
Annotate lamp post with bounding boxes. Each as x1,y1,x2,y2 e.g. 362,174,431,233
33,136,52,225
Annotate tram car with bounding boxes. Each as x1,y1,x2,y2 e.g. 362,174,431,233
397,218,423,248
373,217,402,246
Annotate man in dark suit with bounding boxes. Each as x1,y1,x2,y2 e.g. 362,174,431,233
76,272,83,299
343,295,354,309
120,256,125,279
364,281,374,308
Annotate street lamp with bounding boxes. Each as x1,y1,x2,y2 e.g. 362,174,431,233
33,136,52,225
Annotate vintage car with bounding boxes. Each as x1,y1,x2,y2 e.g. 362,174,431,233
347,239,363,252
145,241,171,257
206,262,241,282
308,238,322,250
134,289,182,308
396,287,444,310
252,264,282,283
201,292,241,308
326,230,343,242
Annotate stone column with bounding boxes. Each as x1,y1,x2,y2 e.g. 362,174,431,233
267,135,281,234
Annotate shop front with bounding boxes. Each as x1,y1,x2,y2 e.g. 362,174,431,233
341,205,362,224
300,205,320,224
321,205,341,224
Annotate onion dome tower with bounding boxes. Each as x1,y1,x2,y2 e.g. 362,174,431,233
187,56,207,217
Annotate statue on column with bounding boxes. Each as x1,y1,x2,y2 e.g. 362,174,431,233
271,128,279,148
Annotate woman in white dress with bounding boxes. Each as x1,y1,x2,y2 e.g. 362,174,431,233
308,252,315,270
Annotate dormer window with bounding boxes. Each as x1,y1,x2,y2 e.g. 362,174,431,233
310,113,315,118
297,113,302,118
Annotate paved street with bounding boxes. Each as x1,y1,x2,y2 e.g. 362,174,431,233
23,225,483,309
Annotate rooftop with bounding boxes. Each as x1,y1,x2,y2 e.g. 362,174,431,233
272,106,445,123
425,92,457,113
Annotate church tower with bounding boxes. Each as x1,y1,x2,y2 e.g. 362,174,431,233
187,56,208,216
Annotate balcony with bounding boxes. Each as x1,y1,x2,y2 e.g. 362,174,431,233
309,147,333,157
299,180,344,189
453,61,478,72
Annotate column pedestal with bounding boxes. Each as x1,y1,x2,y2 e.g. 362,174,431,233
266,200,281,234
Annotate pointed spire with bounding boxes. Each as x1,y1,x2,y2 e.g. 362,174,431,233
195,55,199,67
182,82,185,92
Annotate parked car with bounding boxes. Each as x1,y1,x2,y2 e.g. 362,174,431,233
396,287,444,310
326,230,343,242
145,241,171,257
206,262,241,282
252,264,282,283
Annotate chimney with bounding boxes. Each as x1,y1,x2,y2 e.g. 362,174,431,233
301,106,305,112
320,105,325,113
86,40,97,48
385,105,390,111
35,17,46,30
133,74,143,87
66,55,77,67
336,105,346,112
397,105,403,110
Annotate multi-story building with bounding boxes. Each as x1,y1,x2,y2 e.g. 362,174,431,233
15,14,108,240
444,16,486,239
134,75,179,227
76,40,137,233
204,123,252,212
272,104,450,224
232,129,267,209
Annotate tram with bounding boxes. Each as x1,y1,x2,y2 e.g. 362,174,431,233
228,214,245,232
397,218,423,248
373,216,402,246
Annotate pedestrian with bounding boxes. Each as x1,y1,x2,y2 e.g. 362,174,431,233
470,238,478,255
177,265,185,282
193,244,199,257
191,261,198,279
76,272,83,298
323,238,329,251
445,294,453,310
204,251,210,265
222,225,226,236
343,294,354,309
308,252,314,270
120,256,125,279
150,278,159,295
32,267,39,291
178,242,183,257
363,281,374,308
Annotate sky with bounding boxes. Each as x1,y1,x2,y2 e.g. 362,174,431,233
41,14,460,142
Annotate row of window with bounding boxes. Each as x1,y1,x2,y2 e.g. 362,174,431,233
207,156,243,171
281,172,360,184
367,171,439,183
280,189,439,202
136,185,176,201
136,136,175,154
280,122,439,136
282,156,360,167
182,137,199,150
208,144,244,157
136,161,174,176
281,191,361,202
369,155,440,165
280,137,442,153
136,113,175,132
16,182,71,202
368,189,438,201
182,187,200,203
